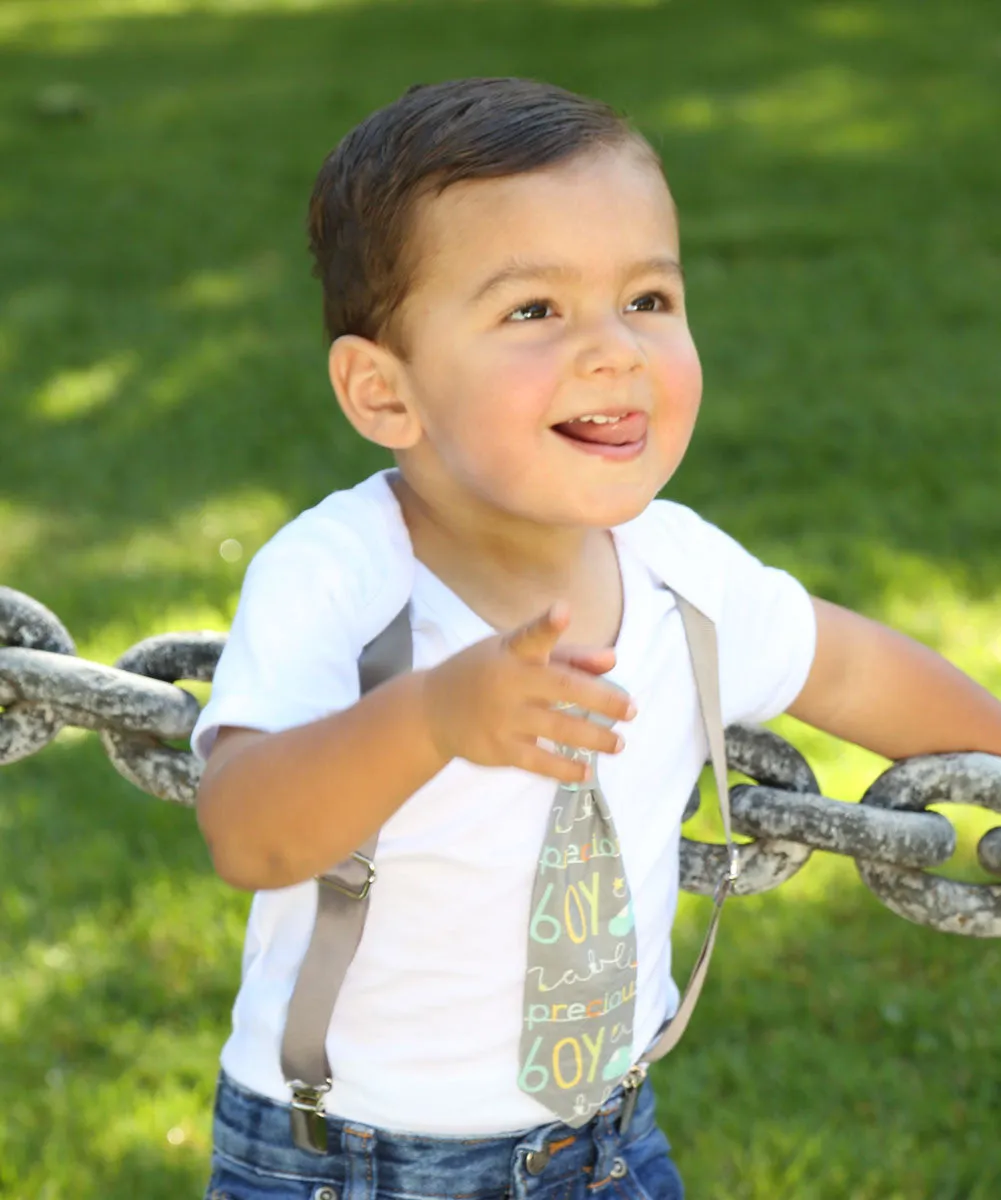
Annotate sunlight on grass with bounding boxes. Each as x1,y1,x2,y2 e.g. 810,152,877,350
656,66,912,155
0,486,289,662
148,330,262,413
0,502,47,575
80,1073,213,1160
805,2,890,39
83,606,229,662
737,67,909,154
65,489,291,648
868,545,1001,689
36,492,286,586
1,777,245,1186
551,0,662,7
0,0,369,45
34,354,137,421
168,253,284,312
3,856,248,1040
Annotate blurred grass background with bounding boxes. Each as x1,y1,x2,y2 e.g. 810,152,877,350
1,0,1000,1196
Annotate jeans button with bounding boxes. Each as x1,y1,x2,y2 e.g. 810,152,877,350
610,1156,628,1179
525,1147,551,1175
314,1189,338,1200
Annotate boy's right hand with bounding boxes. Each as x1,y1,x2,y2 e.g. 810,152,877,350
419,602,636,785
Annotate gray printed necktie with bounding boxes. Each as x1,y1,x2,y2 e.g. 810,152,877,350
517,690,637,1126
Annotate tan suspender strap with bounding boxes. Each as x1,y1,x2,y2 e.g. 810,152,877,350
639,595,738,1065
279,604,412,1152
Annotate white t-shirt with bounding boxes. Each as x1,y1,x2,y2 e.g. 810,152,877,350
191,469,816,1135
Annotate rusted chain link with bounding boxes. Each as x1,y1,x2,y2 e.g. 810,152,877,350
3,585,1001,936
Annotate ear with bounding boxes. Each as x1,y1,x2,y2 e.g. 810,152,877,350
328,335,422,450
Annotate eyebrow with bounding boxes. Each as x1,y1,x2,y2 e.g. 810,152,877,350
469,255,684,304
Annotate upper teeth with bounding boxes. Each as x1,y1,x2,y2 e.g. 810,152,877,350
571,414,623,424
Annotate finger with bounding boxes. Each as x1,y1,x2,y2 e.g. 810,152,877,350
510,739,593,785
534,664,637,723
550,644,616,676
502,601,571,665
529,709,624,757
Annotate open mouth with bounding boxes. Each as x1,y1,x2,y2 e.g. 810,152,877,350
551,411,648,457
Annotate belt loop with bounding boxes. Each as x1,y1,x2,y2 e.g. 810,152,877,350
340,1122,377,1200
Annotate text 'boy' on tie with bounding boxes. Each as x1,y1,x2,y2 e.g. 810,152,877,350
517,686,638,1126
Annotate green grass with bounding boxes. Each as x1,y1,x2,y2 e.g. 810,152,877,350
2,0,1000,1195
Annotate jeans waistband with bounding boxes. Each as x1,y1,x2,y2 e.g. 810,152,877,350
212,1069,660,1197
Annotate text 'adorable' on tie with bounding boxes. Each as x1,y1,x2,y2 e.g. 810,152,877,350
517,687,638,1127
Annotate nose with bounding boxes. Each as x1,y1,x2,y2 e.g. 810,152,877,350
573,312,645,378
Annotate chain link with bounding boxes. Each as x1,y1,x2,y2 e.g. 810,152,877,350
855,754,1001,936
100,631,225,804
3,585,1001,934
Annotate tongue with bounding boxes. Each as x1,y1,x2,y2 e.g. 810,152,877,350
554,413,646,445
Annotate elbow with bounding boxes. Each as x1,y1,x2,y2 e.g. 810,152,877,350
201,831,302,892
197,807,258,891
204,840,265,893
196,784,293,892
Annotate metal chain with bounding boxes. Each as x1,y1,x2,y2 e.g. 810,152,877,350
3,585,1001,935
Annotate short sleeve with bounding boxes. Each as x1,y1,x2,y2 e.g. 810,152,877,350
189,535,363,763
189,473,415,764
615,498,817,728
710,527,817,726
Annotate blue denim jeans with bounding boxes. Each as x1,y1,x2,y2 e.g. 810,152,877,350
205,1069,683,1200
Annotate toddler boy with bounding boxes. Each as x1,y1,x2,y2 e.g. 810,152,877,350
192,78,1001,1199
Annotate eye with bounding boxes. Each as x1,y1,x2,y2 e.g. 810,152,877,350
507,299,553,322
626,291,673,313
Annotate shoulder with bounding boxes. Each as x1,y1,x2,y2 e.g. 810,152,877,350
619,501,816,725
242,470,414,645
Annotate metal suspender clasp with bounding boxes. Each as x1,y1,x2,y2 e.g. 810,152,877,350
714,853,739,908
619,1063,649,1134
288,1079,331,1154
321,852,377,901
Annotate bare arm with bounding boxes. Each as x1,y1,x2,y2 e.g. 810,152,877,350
787,597,1001,758
196,671,447,891
195,604,635,892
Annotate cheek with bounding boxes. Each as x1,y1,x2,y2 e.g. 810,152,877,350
654,331,703,413
451,339,562,432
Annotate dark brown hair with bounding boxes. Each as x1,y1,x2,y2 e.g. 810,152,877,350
307,77,656,356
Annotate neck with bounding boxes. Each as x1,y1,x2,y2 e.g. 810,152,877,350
388,469,612,632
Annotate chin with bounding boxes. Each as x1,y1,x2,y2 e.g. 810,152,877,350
558,487,660,530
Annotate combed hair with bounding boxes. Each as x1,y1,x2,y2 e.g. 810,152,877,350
307,77,656,356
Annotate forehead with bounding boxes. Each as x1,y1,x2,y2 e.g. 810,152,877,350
406,144,679,300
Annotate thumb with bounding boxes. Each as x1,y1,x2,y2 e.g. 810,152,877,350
502,601,571,664
550,644,616,677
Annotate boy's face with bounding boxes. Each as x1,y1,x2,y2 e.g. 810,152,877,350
388,142,702,530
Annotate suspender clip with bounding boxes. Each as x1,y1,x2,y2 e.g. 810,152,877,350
726,844,741,884
288,1079,331,1154
321,852,377,901
618,1063,649,1134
